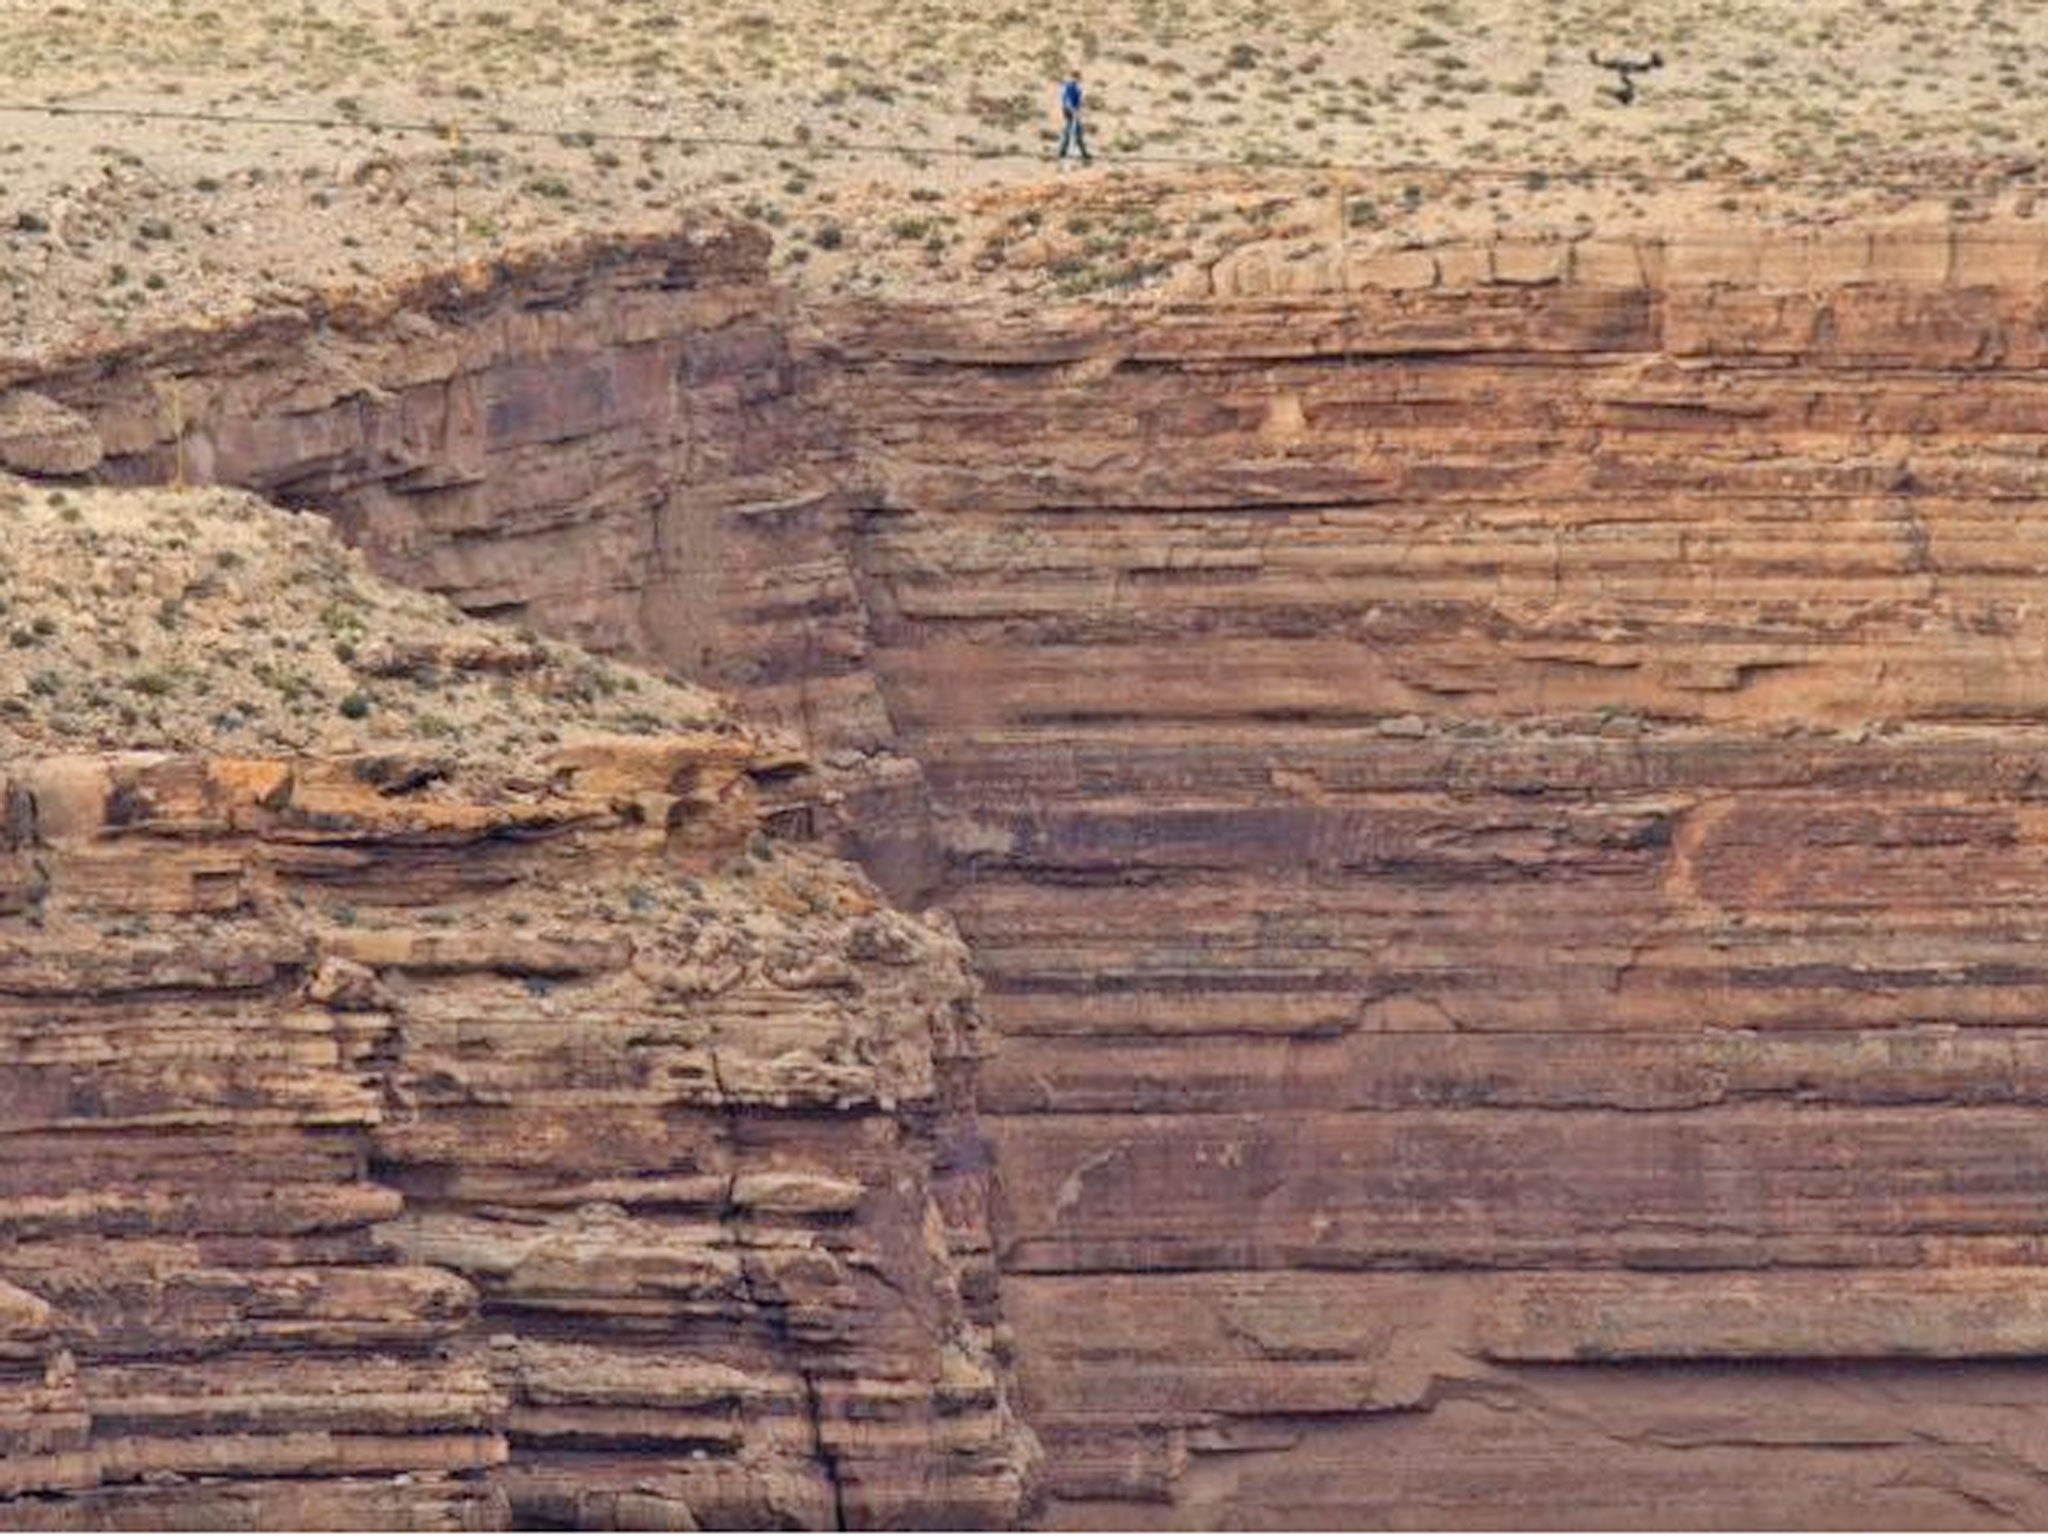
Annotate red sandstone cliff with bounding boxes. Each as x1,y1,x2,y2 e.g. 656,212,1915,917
16,218,2048,1526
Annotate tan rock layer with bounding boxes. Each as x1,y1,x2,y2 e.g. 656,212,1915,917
1205,219,2048,301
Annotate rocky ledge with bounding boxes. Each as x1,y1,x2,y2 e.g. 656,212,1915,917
0,487,1035,1529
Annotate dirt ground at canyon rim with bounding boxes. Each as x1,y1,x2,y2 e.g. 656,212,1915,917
0,478,733,764
1,0,2046,362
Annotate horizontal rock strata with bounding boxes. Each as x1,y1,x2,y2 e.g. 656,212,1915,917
0,738,1032,1529
0,483,1033,1526
25,216,2048,1525
820,257,2048,1526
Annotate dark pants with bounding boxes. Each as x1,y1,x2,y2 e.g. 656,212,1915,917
1058,109,1092,160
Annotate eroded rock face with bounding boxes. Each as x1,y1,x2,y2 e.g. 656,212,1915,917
0,487,1034,1529
821,256,2048,1528
28,219,2048,1526
0,741,1034,1530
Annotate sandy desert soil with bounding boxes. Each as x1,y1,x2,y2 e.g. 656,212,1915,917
0,475,733,765
0,0,2044,358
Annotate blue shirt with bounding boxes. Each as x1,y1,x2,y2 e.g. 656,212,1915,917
1062,79,1083,114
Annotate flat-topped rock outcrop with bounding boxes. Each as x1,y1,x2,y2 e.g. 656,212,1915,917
0,485,1034,1529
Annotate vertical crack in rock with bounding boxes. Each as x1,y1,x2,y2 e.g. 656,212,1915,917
801,1368,850,1533
712,1040,850,1533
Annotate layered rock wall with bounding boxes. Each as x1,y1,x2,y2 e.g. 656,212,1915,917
818,246,2048,1527
22,219,2048,1525
7,230,934,902
0,505,1032,1526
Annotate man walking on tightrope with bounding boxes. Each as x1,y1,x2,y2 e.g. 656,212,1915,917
1057,69,1093,163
